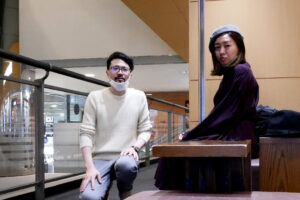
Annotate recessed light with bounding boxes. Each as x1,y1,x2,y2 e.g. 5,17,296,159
85,74,95,77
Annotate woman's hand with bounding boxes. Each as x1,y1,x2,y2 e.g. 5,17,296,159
179,131,187,140
179,133,184,140
179,130,190,141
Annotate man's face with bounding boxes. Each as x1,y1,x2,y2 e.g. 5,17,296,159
106,59,131,82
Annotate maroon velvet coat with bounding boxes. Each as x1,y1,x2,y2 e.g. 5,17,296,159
182,62,259,154
155,62,259,190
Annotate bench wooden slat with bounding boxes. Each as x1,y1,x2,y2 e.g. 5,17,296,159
152,140,251,158
152,140,252,192
126,190,300,200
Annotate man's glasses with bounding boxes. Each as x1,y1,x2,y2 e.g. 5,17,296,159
110,66,130,73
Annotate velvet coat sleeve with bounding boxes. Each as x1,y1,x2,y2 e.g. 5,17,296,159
182,63,259,140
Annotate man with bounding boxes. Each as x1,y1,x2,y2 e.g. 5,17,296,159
79,52,152,200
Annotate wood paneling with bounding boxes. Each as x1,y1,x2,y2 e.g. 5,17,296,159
257,78,300,111
147,91,188,114
189,0,300,121
188,121,199,130
0,42,21,102
189,80,199,122
153,140,251,158
259,137,300,192
121,0,189,62
127,190,300,200
188,0,199,81
205,0,300,78
152,140,252,192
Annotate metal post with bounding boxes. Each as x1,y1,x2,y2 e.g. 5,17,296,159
199,0,205,122
183,113,187,132
167,111,172,142
34,76,47,200
67,95,70,122
145,142,150,167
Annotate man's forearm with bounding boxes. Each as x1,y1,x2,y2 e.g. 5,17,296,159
81,146,95,169
133,138,147,150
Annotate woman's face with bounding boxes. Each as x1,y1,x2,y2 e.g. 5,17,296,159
214,33,239,66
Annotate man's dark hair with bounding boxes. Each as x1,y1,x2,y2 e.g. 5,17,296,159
106,51,134,71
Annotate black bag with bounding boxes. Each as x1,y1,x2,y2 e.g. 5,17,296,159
256,105,300,137
255,105,277,136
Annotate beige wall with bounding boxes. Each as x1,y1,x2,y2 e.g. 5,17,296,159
190,0,300,127
19,0,175,60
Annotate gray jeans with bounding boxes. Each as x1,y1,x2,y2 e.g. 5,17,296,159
80,155,139,200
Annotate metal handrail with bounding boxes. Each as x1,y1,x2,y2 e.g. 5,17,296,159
0,48,189,199
0,49,109,87
0,49,189,111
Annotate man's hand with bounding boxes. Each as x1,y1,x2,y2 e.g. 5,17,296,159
80,166,101,192
120,147,139,161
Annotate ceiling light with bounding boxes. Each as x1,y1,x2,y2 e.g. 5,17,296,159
3,61,13,85
85,74,95,77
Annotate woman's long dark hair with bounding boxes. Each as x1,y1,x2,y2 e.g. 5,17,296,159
209,32,246,76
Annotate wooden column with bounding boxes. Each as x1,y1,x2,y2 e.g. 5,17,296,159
189,0,200,129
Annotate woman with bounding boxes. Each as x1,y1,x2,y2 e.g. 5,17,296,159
155,24,259,191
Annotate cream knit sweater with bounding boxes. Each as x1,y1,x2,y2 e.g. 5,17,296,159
79,88,152,160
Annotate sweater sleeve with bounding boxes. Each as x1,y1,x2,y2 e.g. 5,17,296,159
79,92,97,148
183,65,258,140
137,93,152,143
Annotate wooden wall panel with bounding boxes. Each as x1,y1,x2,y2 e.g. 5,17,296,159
205,0,300,79
122,0,189,61
204,78,300,116
189,80,199,122
189,0,199,81
259,137,300,192
205,79,220,116
189,0,200,125
0,42,21,102
257,78,300,111
147,91,189,114
188,0,300,121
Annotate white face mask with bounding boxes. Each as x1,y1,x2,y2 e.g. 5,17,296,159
109,79,130,92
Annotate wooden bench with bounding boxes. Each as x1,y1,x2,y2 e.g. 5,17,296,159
126,190,300,200
259,137,300,192
152,140,252,192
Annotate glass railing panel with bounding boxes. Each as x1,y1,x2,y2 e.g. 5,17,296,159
171,112,187,142
0,79,36,193
149,109,169,146
43,88,89,175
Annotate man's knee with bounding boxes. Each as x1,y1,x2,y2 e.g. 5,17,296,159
80,187,107,200
115,156,138,175
115,156,138,183
80,191,99,200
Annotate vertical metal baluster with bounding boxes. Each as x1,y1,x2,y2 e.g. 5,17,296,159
167,111,172,143
34,71,49,200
